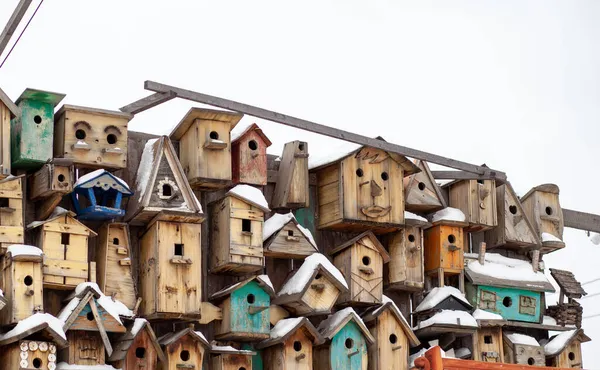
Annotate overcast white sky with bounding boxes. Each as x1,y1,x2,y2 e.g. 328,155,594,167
1,0,600,366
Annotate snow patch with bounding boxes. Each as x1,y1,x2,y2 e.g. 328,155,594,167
130,318,147,337
415,286,470,312
544,329,577,356
431,207,465,223
228,184,270,211
270,317,304,339
405,211,428,222
318,307,366,334
211,345,255,354
414,310,478,329
263,212,317,248
506,332,540,346
455,347,471,358
589,232,600,245
473,309,504,321
258,274,274,292
0,313,66,341
57,364,121,370
278,253,347,296
59,283,133,325
7,244,43,257
135,138,158,199
542,232,562,242
308,141,362,170
467,253,549,283
49,206,70,219
543,315,557,326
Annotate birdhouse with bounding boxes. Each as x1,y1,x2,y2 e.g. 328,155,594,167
0,175,24,254
330,231,390,307
29,162,74,200
484,182,541,250
502,332,545,366
158,328,210,370
544,329,590,368
138,220,202,320
0,313,68,370
361,296,420,370
72,169,133,221
444,179,497,232
27,209,96,289
403,160,446,213
464,252,555,323
126,136,204,225
170,108,242,189
520,184,565,253
310,143,420,233
108,318,166,370
11,88,65,169
231,123,272,186
54,104,131,169
0,245,44,326
471,309,507,362
256,317,323,370
211,345,256,370
95,223,137,310
210,275,275,341
385,226,425,291
210,185,270,275
413,286,473,320
275,253,348,316
0,87,19,177
263,213,318,259
313,307,374,370
272,141,310,209
546,269,587,328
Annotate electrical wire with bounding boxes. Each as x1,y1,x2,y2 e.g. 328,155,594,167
583,312,600,320
582,277,600,286
0,0,45,69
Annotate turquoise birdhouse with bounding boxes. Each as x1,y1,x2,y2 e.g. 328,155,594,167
72,169,133,221
11,88,65,169
210,275,275,341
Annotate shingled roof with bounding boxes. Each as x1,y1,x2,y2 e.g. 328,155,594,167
550,268,587,299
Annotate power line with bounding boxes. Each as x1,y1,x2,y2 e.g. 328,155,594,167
582,277,600,286
580,291,600,300
0,0,45,69
584,312,600,320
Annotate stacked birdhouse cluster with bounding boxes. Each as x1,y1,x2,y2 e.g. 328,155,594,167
0,85,592,370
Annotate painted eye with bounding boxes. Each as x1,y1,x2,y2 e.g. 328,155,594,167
381,172,389,181
356,169,364,177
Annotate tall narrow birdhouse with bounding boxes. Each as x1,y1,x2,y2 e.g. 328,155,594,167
109,318,166,370
96,223,137,310
484,182,540,250
127,136,203,225
138,220,202,320
0,87,19,177
29,162,74,200
0,175,24,254
211,345,256,370
11,88,65,169
256,317,323,370
231,123,272,186
210,185,270,275
404,160,446,213
72,169,133,220
385,226,425,291
170,108,242,189
275,253,348,316
520,184,565,253
313,308,374,370
263,213,318,259
474,324,505,362
330,231,390,307
445,179,497,232
27,209,96,289
361,296,420,370
210,275,275,341
54,104,131,169
310,143,420,233
159,328,210,370
0,245,44,326
502,332,545,366
544,329,590,368
272,141,310,209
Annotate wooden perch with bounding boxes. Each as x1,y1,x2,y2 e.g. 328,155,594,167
359,266,374,275
248,306,269,314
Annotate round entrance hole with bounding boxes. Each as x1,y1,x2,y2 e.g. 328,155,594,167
248,140,258,150
362,256,371,266
315,274,322,280
545,206,553,216
24,275,33,286
503,297,512,307
239,368,247,370
33,115,42,124
447,234,456,244
527,358,535,365
247,294,255,304
57,174,65,182
75,129,86,140
87,311,94,321
32,358,42,368
136,347,146,359
356,168,364,177
389,334,397,344
298,143,305,151
381,172,389,181
418,182,426,191
293,341,302,352
107,134,117,144
509,205,517,215
209,131,219,140
569,352,575,361
180,350,190,361
408,234,415,243
345,338,354,349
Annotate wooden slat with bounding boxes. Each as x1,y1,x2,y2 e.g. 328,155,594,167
119,91,177,115
89,298,113,356
562,208,600,233
431,170,505,183
63,291,94,330
0,0,33,57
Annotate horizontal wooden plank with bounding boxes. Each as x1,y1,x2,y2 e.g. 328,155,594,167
44,259,89,278
431,170,505,183
43,223,92,236
562,208,600,233
120,91,177,115
0,226,24,243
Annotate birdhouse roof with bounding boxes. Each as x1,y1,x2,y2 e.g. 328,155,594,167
413,310,478,331
404,160,447,209
0,86,19,118
210,275,275,302
428,207,469,227
5,245,43,262
263,212,317,250
276,253,348,299
414,286,472,313
26,210,98,236
256,317,323,348
317,307,375,345
55,104,133,120
544,329,591,357
109,318,166,363
521,183,560,201
0,313,68,348
503,332,540,347
75,169,133,195
329,231,391,263
210,344,256,356
15,87,65,106
231,122,272,146
472,309,507,327
404,211,431,228
225,184,270,212
549,268,587,299
170,107,243,140
362,295,420,347
158,327,210,349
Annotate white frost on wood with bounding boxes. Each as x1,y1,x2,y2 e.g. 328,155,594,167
414,310,478,329
405,211,428,222
308,141,362,170
589,232,600,245
211,345,255,354
0,313,66,341
431,207,465,223
467,253,549,283
258,274,274,292
227,184,270,211
415,286,470,312
270,317,304,339
505,332,540,346
455,347,471,358
544,329,577,356
75,169,131,193
7,244,43,257
542,232,562,242
135,138,158,199
278,253,347,296
472,309,504,321
318,307,367,334
57,363,121,370
262,212,317,248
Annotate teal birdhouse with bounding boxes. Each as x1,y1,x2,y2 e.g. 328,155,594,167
210,275,275,341
11,88,65,169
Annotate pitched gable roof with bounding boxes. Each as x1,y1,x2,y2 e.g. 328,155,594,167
0,86,19,118
544,329,591,357
550,268,587,299
497,181,541,246
26,211,98,236
170,108,243,140
414,286,472,313
158,327,210,349
109,318,166,363
329,231,390,263
15,88,65,106
74,169,133,195
231,122,272,146
362,295,419,347
317,307,375,345
263,212,318,250
225,184,270,213
404,160,446,213
256,317,323,348
0,313,68,348
210,275,275,302
521,183,560,202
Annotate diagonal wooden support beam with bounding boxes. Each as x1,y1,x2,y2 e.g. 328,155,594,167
432,170,505,183
144,80,506,179
120,90,176,115
0,0,34,57
562,208,600,233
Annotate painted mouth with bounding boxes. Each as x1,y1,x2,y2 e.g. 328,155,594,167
360,206,391,218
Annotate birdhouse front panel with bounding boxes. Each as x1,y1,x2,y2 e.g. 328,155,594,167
549,340,582,368
447,180,497,231
29,163,74,200
280,329,314,370
503,341,545,367
0,176,24,252
0,100,12,177
403,160,445,213
217,280,271,340
63,331,105,366
0,341,58,370
54,105,131,169
264,220,317,259
329,321,368,370
272,141,310,209
0,256,43,326
424,225,464,274
299,273,341,315
117,327,160,370
212,352,253,370
368,309,410,370
474,327,503,362
387,228,424,291
521,185,564,252
68,299,125,333
164,335,205,370
472,285,541,323
232,127,269,186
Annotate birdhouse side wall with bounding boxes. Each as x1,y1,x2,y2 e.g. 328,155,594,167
63,331,105,366
0,103,11,177
521,191,564,240
300,273,341,315
0,341,57,370
29,164,73,200
232,130,268,186
368,310,409,370
404,167,443,213
0,259,43,325
11,99,54,167
554,341,582,368
387,228,424,291
475,285,541,323
316,164,342,229
262,344,285,370
0,177,24,252
448,180,497,230
227,196,264,272
474,327,503,362
165,335,205,370
272,141,309,209
139,222,158,317
230,281,271,337
330,321,369,370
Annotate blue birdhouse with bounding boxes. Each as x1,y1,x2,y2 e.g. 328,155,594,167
72,169,133,221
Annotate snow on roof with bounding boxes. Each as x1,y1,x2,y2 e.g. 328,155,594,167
317,307,373,343
431,207,465,223
589,232,600,245
409,348,428,367
135,138,158,200
227,184,270,212
211,275,275,300
466,253,553,290
543,315,557,326
278,253,347,296
57,363,121,370
195,330,208,344
258,274,274,292
415,286,471,312
505,332,540,347
473,309,504,321
455,347,471,359
130,318,148,337
414,310,478,330
376,295,412,328
308,141,362,170
211,345,255,355
48,206,71,219
0,313,66,341
270,317,304,339
59,282,133,325
75,169,132,194
6,244,43,257
544,330,578,356
405,211,428,222
542,232,562,242
263,212,317,248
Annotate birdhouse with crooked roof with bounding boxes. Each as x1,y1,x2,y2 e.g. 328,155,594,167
0,175,25,254
0,87,19,177
108,318,166,370
544,329,591,368
520,184,565,253
263,212,318,259
231,122,272,186
444,178,497,232
272,140,310,209
159,327,210,370
71,169,133,221
403,160,446,214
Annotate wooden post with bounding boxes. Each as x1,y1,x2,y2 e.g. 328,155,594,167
531,250,540,272
478,242,486,265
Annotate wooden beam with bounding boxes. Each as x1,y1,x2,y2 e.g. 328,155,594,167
563,208,600,233
0,0,33,57
144,80,506,179
90,298,113,356
431,170,505,182
120,91,176,115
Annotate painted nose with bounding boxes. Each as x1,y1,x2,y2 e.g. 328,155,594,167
370,180,382,197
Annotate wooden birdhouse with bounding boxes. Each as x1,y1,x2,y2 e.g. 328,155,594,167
275,253,348,316
272,140,310,209
0,175,24,254
0,245,44,326
231,123,272,186
54,104,131,169
11,88,65,169
138,220,202,320
109,318,166,370
502,332,545,366
30,161,74,200
96,223,137,310
210,185,270,275
313,307,374,370
310,143,420,233
403,160,446,213
210,275,275,341
520,184,565,253
27,209,96,289
385,226,425,291
546,268,587,328
72,169,133,221
170,108,242,189
127,136,204,225
256,317,323,370
444,179,497,232
361,296,420,370
484,182,541,250
211,345,256,370
330,231,390,307
0,87,19,177
413,286,473,320
158,328,210,370
0,313,68,370
263,213,318,259
544,329,590,368
472,309,507,362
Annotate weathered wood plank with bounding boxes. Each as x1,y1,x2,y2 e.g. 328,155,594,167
562,208,600,233
0,0,33,57
119,91,176,115
431,170,505,182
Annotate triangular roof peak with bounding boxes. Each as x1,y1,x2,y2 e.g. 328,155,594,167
0,86,19,118
231,122,272,146
404,160,447,213
263,212,317,250
74,169,133,195
256,317,323,349
109,318,166,363
544,329,591,357
158,327,210,349
26,210,98,236
170,107,243,140
362,295,420,347
414,286,472,313
317,307,375,345
329,231,390,263
210,275,275,302
0,313,68,348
